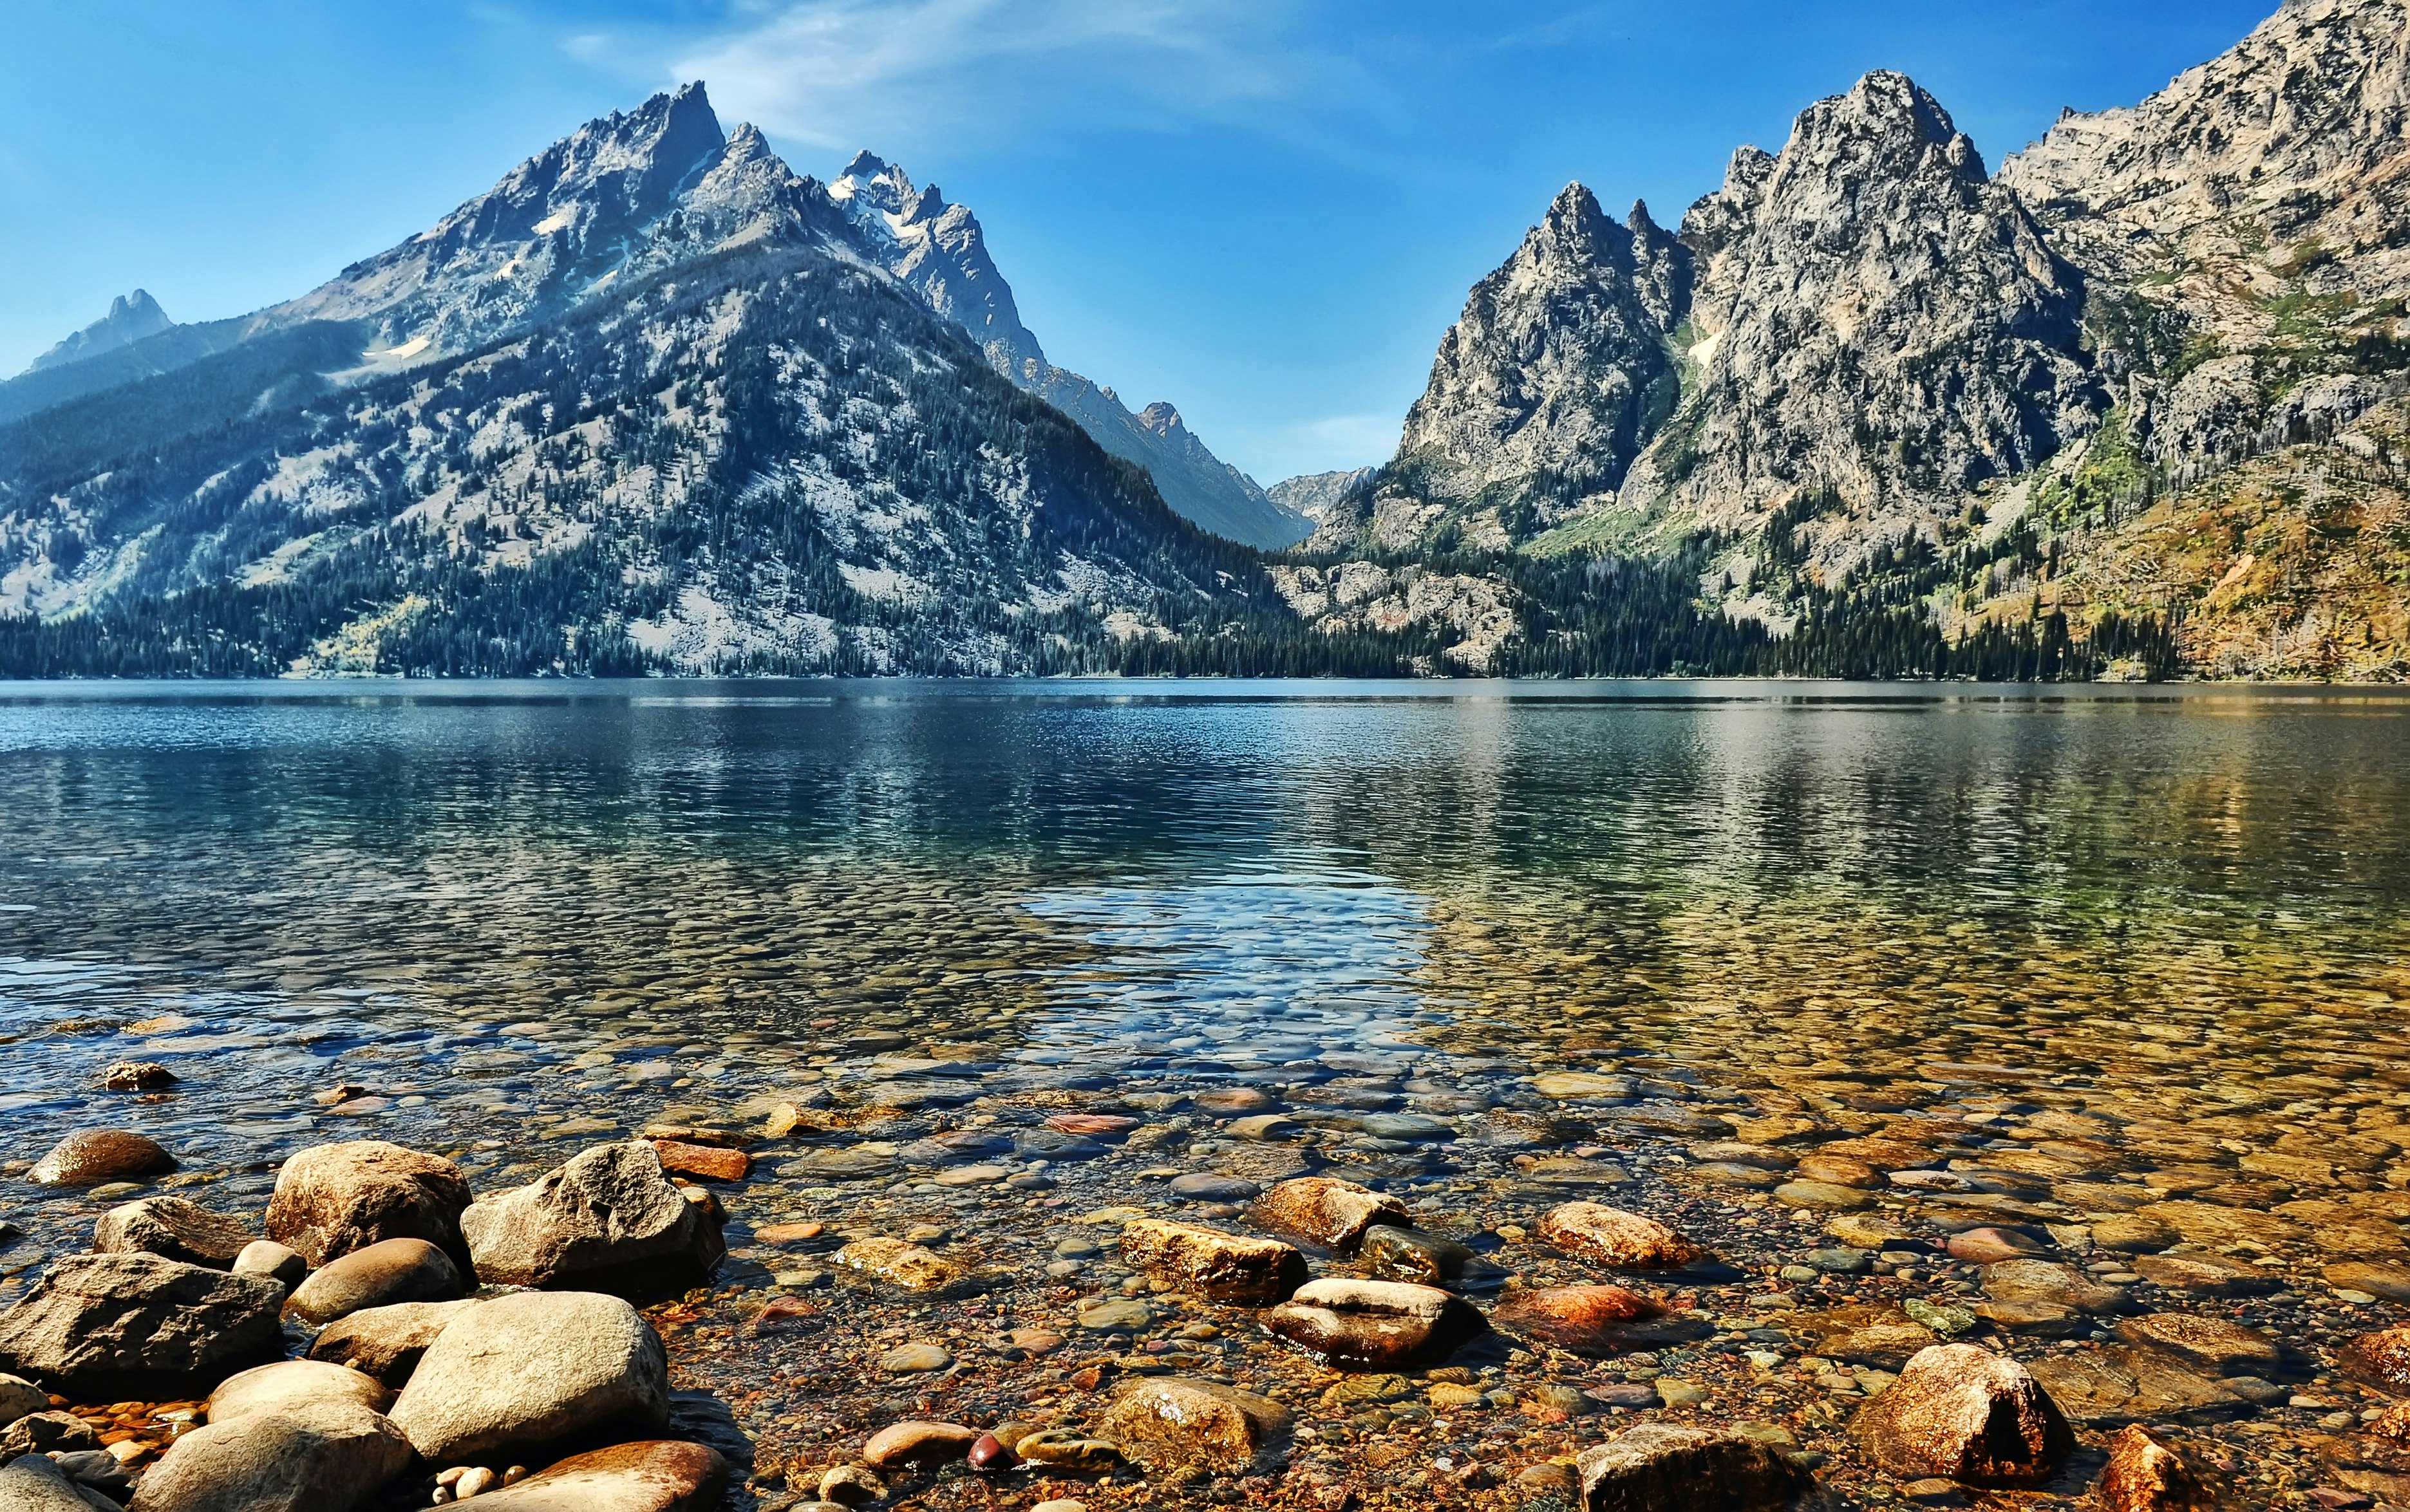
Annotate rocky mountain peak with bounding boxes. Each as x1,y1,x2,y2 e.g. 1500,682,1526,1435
1136,402,1189,439
24,288,176,375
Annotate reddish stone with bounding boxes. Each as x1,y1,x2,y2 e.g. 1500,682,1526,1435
1945,1227,2049,1264
861,1421,977,1470
1537,1202,1702,1270
1850,1343,2073,1486
755,1222,824,1246
2095,1424,2210,1512
2342,1325,2410,1390
1490,1285,1709,1357
1046,1114,1141,1137
650,1140,751,1183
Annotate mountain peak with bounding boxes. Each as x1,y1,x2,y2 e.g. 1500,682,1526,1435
24,288,176,375
1786,70,1985,181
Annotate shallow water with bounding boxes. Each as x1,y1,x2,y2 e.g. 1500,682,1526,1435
4,680,2409,1503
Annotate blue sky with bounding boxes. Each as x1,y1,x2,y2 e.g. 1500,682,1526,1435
4,0,2275,484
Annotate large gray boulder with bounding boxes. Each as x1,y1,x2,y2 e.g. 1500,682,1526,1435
93,1198,253,1269
125,1399,412,1512
0,1453,118,1512
0,1253,283,1399
305,1300,477,1388
0,1372,46,1428
285,1238,462,1327
265,1141,473,1268
462,1143,722,1299
386,1291,670,1462
438,1440,730,1511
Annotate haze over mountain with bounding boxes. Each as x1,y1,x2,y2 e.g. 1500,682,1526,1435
2,0,2402,680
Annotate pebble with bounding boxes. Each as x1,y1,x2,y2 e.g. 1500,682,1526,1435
877,1343,952,1373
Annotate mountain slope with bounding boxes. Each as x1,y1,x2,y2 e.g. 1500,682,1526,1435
827,154,1309,549
0,89,1285,676
24,290,176,375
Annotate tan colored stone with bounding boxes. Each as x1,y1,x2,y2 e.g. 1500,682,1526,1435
439,1439,730,1512
1248,1177,1408,1253
1850,1343,2073,1486
126,1400,411,1512
649,1140,751,1182
267,1141,472,1267
462,1142,722,1299
30,1129,174,1187
1263,1279,1487,1369
2114,1314,2283,1377
286,1237,464,1327
1538,1202,1702,1270
2093,1424,2210,1512
1117,1219,1305,1303
94,1197,253,1269
833,1237,965,1294
0,1252,283,1399
2025,1347,2246,1426
207,1359,393,1423
1099,1376,1291,1473
2127,1252,2276,1296
305,1299,478,1388
387,1291,670,1462
862,1420,977,1468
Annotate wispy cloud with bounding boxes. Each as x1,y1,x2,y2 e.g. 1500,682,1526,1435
663,0,1306,151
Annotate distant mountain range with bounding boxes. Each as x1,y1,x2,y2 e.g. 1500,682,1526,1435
3,0,2402,679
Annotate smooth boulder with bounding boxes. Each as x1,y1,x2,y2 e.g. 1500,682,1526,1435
232,1241,309,1296
93,1197,253,1269
1576,1424,1812,1511
462,1143,722,1299
126,1400,411,1512
1248,1177,1409,1254
0,1453,115,1512
285,1238,463,1327
0,1371,46,1428
1099,1376,1291,1474
387,1291,670,1462
0,1253,283,1398
862,1421,979,1469
1851,1342,2073,1486
1538,1203,1702,1270
435,1440,731,1511
306,1299,478,1388
1262,1278,1486,1368
1118,1220,1306,1304
266,1141,473,1268
207,1359,393,1423
29,1130,174,1188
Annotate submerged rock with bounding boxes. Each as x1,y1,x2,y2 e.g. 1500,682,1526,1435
2113,1313,2286,1377
94,1196,254,1269
1248,1177,1408,1253
266,1141,473,1268
286,1237,465,1327
1575,1423,1812,1511
1492,1285,1712,1357
1850,1342,2073,1486
1360,1224,1483,1286
1117,1218,1306,1303
1538,1202,1703,1270
0,1252,283,1398
1098,1376,1292,1474
1262,1278,1486,1368
387,1291,670,1462
2095,1424,2211,1512
2026,1345,2248,1426
462,1142,722,1299
833,1237,965,1295
30,1129,174,1188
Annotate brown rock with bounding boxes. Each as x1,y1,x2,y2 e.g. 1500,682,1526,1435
102,1061,178,1091
0,1252,283,1398
28,1129,174,1187
287,1237,464,1327
1118,1219,1306,1303
1850,1342,2073,1486
306,1299,479,1388
434,1439,730,1512
1538,1202,1702,1270
2342,1325,2410,1390
833,1237,965,1294
1249,1177,1407,1253
755,1222,824,1246
649,1140,751,1183
206,1358,394,1423
1576,1424,1812,1511
1196,1088,1276,1114
1794,1153,1881,1188
1262,1278,1486,1369
2025,1347,2247,1426
2093,1424,2210,1512
1981,1259,2130,1316
387,1291,670,1462
1491,1286,1713,1358
862,1420,978,1469
126,1399,412,1512
94,1197,254,1269
1099,1376,1292,1474
1047,1113,1141,1137
2089,1215,2178,1254
0,1410,99,1459
2128,1252,2277,1297
2330,1260,2410,1303
1944,1226,2048,1264
2114,1314,2284,1377
1731,1115,1825,1146
1789,1305,1941,1370
462,1142,723,1300
266,1141,473,1268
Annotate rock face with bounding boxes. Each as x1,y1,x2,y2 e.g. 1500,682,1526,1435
1538,1203,1702,1270
1853,1343,2073,1485
1249,1178,1411,1254
1099,1376,1292,1474
206,1359,395,1423
1117,1219,1308,1303
266,1141,473,1268
1261,1279,1487,1369
386,1291,670,1462
1576,1424,1812,1511
441,1439,731,1512
0,1253,283,1397
306,1299,480,1388
93,1197,254,1268
24,289,176,375
2095,1423,2211,1512
127,1399,412,1512
29,1128,175,1186
1337,187,1690,552
461,1142,722,1298
285,1237,464,1326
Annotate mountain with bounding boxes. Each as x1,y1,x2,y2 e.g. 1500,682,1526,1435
1268,467,1377,523
24,290,175,374
0,85,1310,677
1309,0,2408,678
826,153,1309,549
